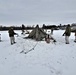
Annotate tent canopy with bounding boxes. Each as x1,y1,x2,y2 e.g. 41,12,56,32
27,25,47,41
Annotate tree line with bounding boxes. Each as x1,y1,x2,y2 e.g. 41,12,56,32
0,23,76,31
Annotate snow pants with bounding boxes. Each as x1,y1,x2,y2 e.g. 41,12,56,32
65,36,69,44
10,36,15,44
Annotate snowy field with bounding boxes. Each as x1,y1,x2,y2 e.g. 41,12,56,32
0,30,76,75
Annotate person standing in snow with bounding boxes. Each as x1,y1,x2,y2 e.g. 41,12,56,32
8,27,16,45
74,32,76,42
21,24,25,34
63,24,71,44
51,28,54,35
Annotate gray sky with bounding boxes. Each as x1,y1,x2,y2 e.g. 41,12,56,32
0,0,76,26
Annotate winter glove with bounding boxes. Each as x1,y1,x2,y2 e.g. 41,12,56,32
62,34,64,36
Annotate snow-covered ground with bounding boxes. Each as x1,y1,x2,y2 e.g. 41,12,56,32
0,30,76,75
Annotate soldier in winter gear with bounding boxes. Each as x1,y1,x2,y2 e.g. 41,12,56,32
21,24,25,34
63,24,71,44
51,28,54,35
45,34,56,43
8,27,16,45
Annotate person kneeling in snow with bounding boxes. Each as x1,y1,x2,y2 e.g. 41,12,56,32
8,27,16,45
45,34,56,43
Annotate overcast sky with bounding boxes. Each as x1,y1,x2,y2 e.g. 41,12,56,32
0,0,76,26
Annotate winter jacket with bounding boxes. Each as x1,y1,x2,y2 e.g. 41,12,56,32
64,25,71,36
8,28,15,37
